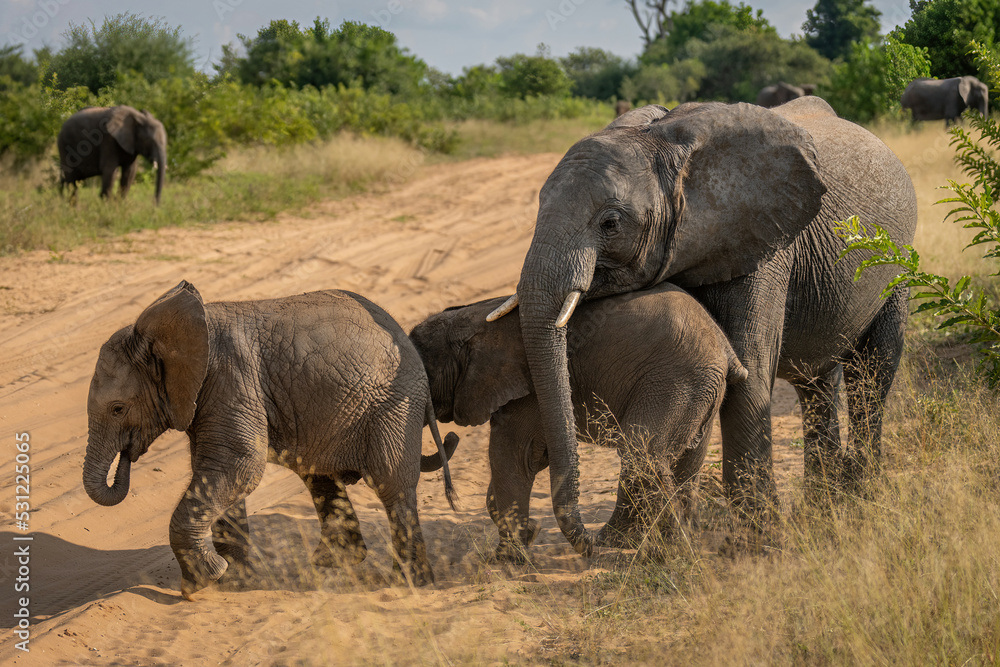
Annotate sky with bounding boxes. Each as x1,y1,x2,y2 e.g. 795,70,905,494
2,0,918,75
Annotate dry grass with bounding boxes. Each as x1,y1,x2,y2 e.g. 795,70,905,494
0,134,425,255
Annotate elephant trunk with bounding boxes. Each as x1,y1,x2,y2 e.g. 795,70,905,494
516,239,596,557
83,441,132,507
154,144,166,205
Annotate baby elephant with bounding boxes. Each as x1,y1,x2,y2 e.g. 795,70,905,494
85,281,458,596
411,284,746,560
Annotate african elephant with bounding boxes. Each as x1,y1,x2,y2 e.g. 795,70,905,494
756,82,805,108
615,99,632,117
411,285,747,561
487,97,917,556
58,105,167,204
84,281,458,597
901,76,989,126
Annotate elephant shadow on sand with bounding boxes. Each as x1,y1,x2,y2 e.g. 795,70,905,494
0,531,176,625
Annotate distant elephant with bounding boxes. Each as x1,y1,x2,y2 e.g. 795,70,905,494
800,83,817,96
84,281,458,597
615,99,632,117
411,285,747,561
756,82,805,108
487,98,917,556
901,76,989,126
58,105,167,204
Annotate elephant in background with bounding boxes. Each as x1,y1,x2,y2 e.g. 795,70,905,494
411,285,747,561
901,76,989,126
490,98,917,557
615,99,632,117
756,82,805,108
58,105,167,204
84,282,458,597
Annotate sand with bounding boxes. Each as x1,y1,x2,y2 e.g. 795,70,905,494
0,153,803,665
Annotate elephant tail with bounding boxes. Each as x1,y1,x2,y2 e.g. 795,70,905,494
422,399,460,511
725,349,749,386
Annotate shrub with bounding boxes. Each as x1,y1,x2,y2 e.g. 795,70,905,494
48,12,195,94
219,19,427,97
496,45,572,99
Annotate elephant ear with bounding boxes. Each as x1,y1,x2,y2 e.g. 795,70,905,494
604,104,670,130
651,102,827,287
134,281,209,431
958,77,973,105
105,106,136,154
452,310,532,427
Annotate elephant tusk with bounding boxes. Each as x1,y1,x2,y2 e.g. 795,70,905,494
486,293,519,322
554,291,581,328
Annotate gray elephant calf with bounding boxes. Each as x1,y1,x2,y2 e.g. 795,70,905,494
411,284,746,561
85,281,458,597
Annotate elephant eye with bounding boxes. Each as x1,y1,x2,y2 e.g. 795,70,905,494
600,215,621,236
110,403,127,418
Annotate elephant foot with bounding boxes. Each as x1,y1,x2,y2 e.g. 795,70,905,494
311,539,367,569
179,551,228,600
595,522,643,549
392,559,435,587
492,518,539,564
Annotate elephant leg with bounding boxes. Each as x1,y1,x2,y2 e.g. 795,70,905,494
170,437,266,599
842,288,907,491
300,473,367,568
597,434,662,548
487,480,538,563
119,158,138,198
374,481,433,586
790,366,844,496
211,499,252,567
99,164,116,199
486,419,540,563
695,262,789,530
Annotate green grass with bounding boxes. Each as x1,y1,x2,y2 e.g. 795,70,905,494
0,134,425,255
0,113,617,256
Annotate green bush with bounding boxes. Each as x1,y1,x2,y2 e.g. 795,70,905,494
49,12,194,94
218,19,427,96
824,37,931,123
0,78,93,167
496,45,572,99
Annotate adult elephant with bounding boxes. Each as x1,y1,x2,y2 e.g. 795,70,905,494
756,82,805,108
488,98,917,556
58,105,167,204
901,76,989,126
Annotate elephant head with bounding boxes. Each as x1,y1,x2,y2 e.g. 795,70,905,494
411,298,532,429
84,281,208,506
492,102,827,555
960,76,989,118
105,106,168,203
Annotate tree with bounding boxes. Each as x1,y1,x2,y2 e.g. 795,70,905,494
642,0,774,65
681,25,831,101
0,45,39,89
48,13,194,94
825,37,931,122
803,0,882,61
626,0,679,48
495,45,571,99
219,19,426,96
619,58,705,103
559,47,637,100
892,0,999,79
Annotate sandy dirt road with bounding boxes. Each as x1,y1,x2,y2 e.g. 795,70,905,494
0,153,803,665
